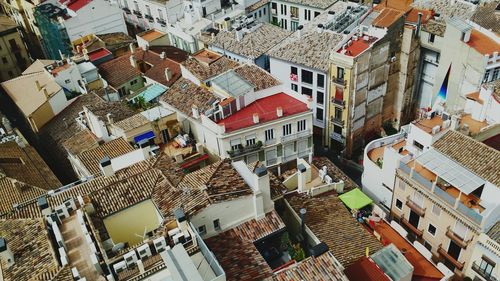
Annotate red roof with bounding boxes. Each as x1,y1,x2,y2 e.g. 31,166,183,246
88,48,112,62
344,257,391,281
60,0,92,12
338,36,378,57
217,93,309,132
467,29,500,56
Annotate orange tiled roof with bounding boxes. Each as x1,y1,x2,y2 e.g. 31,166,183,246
466,91,484,105
467,29,500,56
372,8,406,28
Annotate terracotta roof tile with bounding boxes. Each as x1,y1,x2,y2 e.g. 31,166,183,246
0,142,61,189
234,64,281,91
233,210,285,242
98,54,142,88
466,29,500,56
84,95,135,122
152,153,185,186
62,129,99,156
245,0,269,13
471,1,500,35
422,20,447,36
77,138,134,176
205,159,253,202
0,218,61,281
113,113,150,131
0,177,46,216
433,130,500,186
161,78,218,117
287,191,383,266
274,251,349,281
487,220,500,244
372,8,405,28
312,157,359,192
181,54,240,81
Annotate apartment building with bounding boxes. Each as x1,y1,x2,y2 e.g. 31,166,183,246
268,2,370,145
269,0,335,31
390,130,500,277
463,221,500,281
119,0,184,31
34,0,127,59
328,25,389,157
0,16,30,81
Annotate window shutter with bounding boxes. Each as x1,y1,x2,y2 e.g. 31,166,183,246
277,144,283,157
259,150,265,161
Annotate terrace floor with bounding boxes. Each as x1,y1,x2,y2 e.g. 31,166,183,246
461,114,488,135
371,221,444,280
368,140,407,164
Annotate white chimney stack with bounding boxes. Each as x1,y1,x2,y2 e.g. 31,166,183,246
235,27,243,42
129,43,136,54
160,51,166,60
297,163,307,193
317,24,324,33
0,237,14,268
130,55,137,68
254,166,273,214
106,113,113,124
138,139,151,160
297,25,303,38
165,68,172,81
276,107,283,117
192,105,200,119
99,157,114,177
253,113,259,124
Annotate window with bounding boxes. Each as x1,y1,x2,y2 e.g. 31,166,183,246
334,107,342,120
158,9,164,20
291,83,298,92
316,108,323,121
297,120,306,132
493,68,500,80
479,258,495,278
395,199,403,210
413,140,424,150
198,225,206,235
291,21,299,31
412,191,424,208
427,224,437,236
130,79,138,85
399,181,406,190
301,69,313,84
271,2,277,12
316,91,324,105
213,219,221,230
280,4,286,15
334,87,343,103
453,221,468,240
265,129,274,141
429,34,435,43
263,7,266,15
291,66,298,75
304,9,311,21
282,123,292,136
65,79,71,84
423,241,432,251
290,6,298,18
334,125,342,134
245,135,256,146
1,57,7,64
301,87,312,97
259,10,262,17
314,11,320,17
230,138,241,150
337,67,344,79
432,204,441,216
317,73,325,88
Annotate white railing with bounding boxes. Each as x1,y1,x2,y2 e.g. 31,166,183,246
281,129,311,143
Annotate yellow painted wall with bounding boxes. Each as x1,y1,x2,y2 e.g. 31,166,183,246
29,102,55,132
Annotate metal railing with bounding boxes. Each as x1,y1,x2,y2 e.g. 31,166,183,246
472,262,498,281
281,129,311,143
433,187,456,206
457,201,483,225
227,142,262,158
411,171,433,190
399,162,411,174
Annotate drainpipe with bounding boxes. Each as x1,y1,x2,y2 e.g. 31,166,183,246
415,12,423,38
300,208,306,237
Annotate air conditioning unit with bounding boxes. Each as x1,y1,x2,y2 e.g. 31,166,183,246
168,228,181,240
442,112,450,121
124,251,138,268
113,261,127,274
442,119,451,129
47,65,54,71
172,232,185,245
324,175,333,184
431,125,441,134
183,230,192,243
153,236,167,253
137,244,152,260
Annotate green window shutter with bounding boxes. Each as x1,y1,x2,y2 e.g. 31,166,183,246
293,141,297,152
259,150,265,161
308,136,312,147
277,144,283,156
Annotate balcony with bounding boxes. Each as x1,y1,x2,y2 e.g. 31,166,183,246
445,227,470,249
411,170,433,190
401,217,423,237
332,76,346,86
330,132,345,144
145,14,154,22
438,245,464,270
122,7,131,14
227,141,263,158
331,116,344,126
156,18,166,26
281,129,311,143
457,201,483,225
472,262,498,281
332,98,345,107
406,197,426,217
133,10,142,17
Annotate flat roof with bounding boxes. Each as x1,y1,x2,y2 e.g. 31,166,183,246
337,35,378,57
88,48,112,62
141,106,174,121
371,244,414,281
139,29,166,42
134,84,168,103
217,93,308,132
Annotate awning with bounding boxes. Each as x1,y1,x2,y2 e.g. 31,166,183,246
180,154,209,169
133,131,155,143
339,188,373,210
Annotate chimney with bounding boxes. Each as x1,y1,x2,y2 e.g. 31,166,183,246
276,107,283,117
327,10,335,21
43,88,50,99
297,163,307,193
130,55,137,68
254,166,273,214
142,44,149,51
235,26,243,42
129,43,136,54
99,156,114,177
297,25,303,38
416,12,423,37
0,237,14,268
35,80,42,91
224,17,230,31
317,24,324,33
253,113,259,124
106,113,113,124
165,67,172,81
160,51,166,59
192,105,200,119
137,139,151,160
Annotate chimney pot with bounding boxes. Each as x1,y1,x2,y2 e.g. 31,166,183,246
130,55,137,68
165,67,173,81
129,43,136,54
99,156,114,177
276,107,283,117
253,113,259,124
160,51,166,59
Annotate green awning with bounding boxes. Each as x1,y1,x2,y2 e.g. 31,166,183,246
338,188,373,210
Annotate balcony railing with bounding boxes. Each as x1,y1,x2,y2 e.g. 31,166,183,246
401,217,423,237
281,129,311,143
411,171,433,190
330,132,345,144
457,201,483,225
332,76,346,86
156,18,166,26
434,186,456,207
399,162,411,174
133,10,142,17
332,98,345,107
265,138,276,146
227,141,262,158
145,14,154,22
445,227,469,249
472,262,498,281
406,197,426,217
122,7,131,14
438,245,464,270
331,116,344,126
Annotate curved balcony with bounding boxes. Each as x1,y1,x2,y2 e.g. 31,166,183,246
438,244,464,270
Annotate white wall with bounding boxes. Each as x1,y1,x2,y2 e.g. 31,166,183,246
270,0,324,31
48,88,76,115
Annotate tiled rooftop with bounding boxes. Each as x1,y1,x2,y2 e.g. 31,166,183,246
466,29,500,56
84,95,135,122
471,1,500,35
411,0,477,22
113,113,150,131
205,159,253,202
487,220,500,244
422,19,447,36
98,53,142,88
273,251,349,281
277,0,337,10
0,176,46,216
433,130,500,186
233,64,281,91
77,138,134,176
209,23,292,59
344,256,390,281
182,51,240,81
96,32,135,52
312,157,359,192
62,129,99,156
286,191,383,266
152,152,185,186
160,77,218,116
0,142,61,190
245,0,269,13
232,210,285,242
217,93,308,132
0,218,61,281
